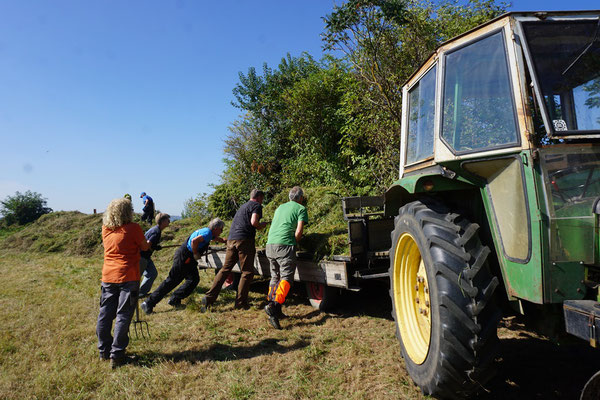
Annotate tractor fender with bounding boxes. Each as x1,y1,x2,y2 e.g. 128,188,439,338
384,170,476,217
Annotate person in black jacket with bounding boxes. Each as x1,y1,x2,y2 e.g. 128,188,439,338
201,189,267,311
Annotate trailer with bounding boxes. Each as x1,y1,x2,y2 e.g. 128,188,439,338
197,195,395,309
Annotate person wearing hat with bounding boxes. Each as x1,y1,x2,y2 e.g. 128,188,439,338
140,192,155,223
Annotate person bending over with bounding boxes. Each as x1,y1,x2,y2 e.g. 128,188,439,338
263,186,308,329
202,189,267,311
141,218,226,314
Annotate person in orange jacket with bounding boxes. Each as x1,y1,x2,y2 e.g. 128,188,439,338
96,198,151,368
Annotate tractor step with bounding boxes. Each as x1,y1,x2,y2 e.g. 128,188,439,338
563,300,600,348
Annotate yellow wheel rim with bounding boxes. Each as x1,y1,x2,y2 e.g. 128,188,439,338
393,232,431,364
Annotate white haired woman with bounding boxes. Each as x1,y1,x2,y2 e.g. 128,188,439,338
97,198,151,368
141,218,226,314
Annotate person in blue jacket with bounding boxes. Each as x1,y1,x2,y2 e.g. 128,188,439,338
141,218,226,313
140,192,155,223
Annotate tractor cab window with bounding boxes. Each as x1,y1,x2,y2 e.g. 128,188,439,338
406,65,436,164
441,31,519,153
522,19,600,134
540,146,600,262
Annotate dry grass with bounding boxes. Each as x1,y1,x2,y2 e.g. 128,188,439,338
0,250,423,400
2,212,600,399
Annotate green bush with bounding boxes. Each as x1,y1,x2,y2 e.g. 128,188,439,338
0,191,52,226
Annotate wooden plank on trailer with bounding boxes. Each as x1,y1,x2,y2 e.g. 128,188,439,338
198,248,348,288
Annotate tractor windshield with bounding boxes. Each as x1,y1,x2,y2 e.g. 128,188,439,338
522,19,600,134
540,146,600,262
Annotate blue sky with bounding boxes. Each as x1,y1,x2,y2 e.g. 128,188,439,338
0,1,597,215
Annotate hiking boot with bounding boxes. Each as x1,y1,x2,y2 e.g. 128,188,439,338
168,298,186,310
99,352,110,361
200,296,209,313
140,301,153,315
264,301,281,330
110,356,126,369
276,307,288,320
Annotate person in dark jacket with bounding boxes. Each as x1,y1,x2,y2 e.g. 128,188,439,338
201,189,267,311
141,218,226,314
139,213,170,297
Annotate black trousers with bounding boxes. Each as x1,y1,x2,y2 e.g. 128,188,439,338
146,246,199,306
141,206,154,223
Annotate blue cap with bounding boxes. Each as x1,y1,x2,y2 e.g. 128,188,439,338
140,192,146,197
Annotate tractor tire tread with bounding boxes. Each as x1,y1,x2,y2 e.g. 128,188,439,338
389,198,501,399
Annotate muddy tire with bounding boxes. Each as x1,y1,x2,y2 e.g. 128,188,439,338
305,282,340,311
389,199,501,399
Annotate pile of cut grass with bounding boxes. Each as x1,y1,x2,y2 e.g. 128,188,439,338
255,187,349,259
1,211,104,255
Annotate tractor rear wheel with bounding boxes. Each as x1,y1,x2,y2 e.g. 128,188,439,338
389,199,501,399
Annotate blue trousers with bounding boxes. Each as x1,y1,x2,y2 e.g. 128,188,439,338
96,281,138,359
139,258,158,296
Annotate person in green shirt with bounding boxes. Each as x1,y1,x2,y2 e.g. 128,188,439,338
264,186,308,329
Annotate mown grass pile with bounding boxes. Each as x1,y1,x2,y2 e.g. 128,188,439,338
2,211,104,255
255,187,348,259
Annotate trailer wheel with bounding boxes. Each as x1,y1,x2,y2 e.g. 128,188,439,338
305,282,339,311
214,269,240,291
389,199,501,399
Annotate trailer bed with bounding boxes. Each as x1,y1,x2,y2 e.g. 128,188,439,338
198,247,350,289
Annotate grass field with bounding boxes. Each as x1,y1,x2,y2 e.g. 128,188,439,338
0,250,419,399
2,214,600,399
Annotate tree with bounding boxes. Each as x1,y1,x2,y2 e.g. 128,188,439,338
322,0,507,189
0,191,52,226
181,193,210,221
222,53,325,203
213,0,509,204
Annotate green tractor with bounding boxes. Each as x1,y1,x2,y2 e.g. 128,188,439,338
384,10,600,399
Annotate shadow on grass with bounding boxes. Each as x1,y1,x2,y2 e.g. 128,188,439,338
134,337,310,367
245,275,394,320
286,309,345,329
481,317,600,400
